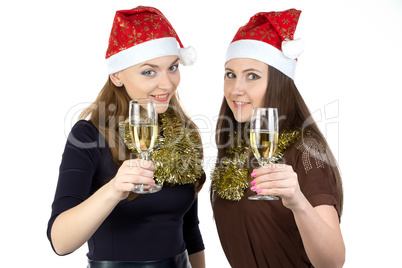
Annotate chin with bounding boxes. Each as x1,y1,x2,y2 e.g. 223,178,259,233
230,107,251,123
155,103,169,114
233,114,251,123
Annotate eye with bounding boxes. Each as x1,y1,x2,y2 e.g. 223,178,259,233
141,70,156,77
225,72,236,79
169,64,179,72
246,73,260,80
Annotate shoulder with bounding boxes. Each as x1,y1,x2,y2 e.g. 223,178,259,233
71,120,98,134
282,135,337,187
284,135,337,189
67,120,103,149
288,136,341,216
292,136,331,175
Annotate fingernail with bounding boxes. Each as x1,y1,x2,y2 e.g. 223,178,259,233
251,179,256,185
251,186,256,191
257,190,263,194
251,172,257,177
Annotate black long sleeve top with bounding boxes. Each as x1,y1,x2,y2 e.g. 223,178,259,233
47,120,204,261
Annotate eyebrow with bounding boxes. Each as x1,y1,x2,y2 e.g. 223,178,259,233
140,57,180,69
225,67,262,74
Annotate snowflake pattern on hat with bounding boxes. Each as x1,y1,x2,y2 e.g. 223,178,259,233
233,9,301,51
105,6,196,74
226,8,303,80
106,6,181,59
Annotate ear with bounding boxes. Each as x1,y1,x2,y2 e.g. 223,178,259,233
109,73,123,87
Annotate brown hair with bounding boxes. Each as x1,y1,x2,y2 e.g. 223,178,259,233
79,77,205,196
215,66,343,214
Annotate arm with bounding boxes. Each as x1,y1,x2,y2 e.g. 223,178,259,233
293,201,345,268
51,159,156,255
189,250,205,268
51,180,120,255
182,197,205,268
252,164,345,268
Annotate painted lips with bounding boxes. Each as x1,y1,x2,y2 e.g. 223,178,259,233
150,93,170,102
233,101,250,108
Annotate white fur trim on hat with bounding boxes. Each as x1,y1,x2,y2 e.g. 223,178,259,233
226,39,297,80
106,37,180,74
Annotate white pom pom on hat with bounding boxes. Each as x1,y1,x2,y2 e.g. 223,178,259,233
282,38,305,60
179,46,197,66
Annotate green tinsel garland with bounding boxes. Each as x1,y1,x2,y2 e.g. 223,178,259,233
211,129,306,201
119,108,203,186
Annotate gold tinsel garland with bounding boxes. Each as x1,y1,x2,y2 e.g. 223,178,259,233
119,108,203,186
211,129,306,201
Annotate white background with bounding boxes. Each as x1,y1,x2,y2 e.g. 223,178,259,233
1,0,401,267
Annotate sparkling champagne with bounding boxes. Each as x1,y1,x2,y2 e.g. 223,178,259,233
250,130,278,162
130,124,157,152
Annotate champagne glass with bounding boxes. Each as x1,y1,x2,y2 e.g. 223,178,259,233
129,98,162,194
249,107,279,200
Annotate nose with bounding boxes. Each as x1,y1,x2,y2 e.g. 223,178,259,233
230,78,246,96
158,71,175,90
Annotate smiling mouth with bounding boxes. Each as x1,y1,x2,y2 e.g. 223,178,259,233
150,93,170,102
233,101,250,108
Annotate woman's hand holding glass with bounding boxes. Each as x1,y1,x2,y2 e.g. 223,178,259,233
109,159,156,201
250,164,305,210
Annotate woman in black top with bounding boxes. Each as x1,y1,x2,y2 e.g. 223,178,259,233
47,6,205,267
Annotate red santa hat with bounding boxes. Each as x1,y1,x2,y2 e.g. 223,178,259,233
226,8,304,80
106,6,196,74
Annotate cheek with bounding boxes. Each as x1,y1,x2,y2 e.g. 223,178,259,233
223,90,233,112
124,78,157,99
251,86,267,107
171,71,181,88
223,82,231,101
124,85,138,100
124,86,147,100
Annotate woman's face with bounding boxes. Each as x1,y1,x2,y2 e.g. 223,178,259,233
224,58,269,122
111,55,180,114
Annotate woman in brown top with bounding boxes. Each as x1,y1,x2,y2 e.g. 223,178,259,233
211,9,345,267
